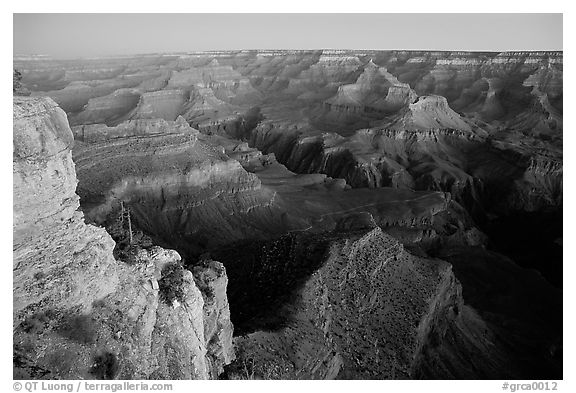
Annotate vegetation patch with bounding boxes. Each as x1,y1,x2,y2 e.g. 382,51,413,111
159,264,186,305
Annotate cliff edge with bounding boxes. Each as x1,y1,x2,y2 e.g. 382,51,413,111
13,97,234,379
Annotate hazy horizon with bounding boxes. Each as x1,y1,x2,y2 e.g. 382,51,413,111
14,14,563,58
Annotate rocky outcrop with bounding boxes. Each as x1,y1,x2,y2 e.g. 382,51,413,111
385,95,473,132
193,260,236,378
13,97,234,379
223,227,511,379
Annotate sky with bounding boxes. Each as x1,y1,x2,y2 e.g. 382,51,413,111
13,13,563,58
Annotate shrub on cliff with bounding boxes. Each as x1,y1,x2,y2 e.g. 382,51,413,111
108,205,154,264
13,69,22,92
13,69,30,96
159,263,186,305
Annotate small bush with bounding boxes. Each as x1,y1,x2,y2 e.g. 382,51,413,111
13,69,30,96
13,69,22,93
159,264,186,305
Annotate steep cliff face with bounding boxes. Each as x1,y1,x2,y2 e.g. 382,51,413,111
193,260,236,377
13,97,234,380
13,97,119,320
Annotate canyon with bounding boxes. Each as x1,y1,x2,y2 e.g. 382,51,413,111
13,50,562,379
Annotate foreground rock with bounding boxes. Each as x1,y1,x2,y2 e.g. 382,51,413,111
13,97,234,379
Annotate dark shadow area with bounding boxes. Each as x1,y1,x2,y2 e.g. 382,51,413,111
483,209,562,288
439,246,562,379
208,232,332,335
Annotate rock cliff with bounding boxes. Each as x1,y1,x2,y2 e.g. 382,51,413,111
13,97,234,379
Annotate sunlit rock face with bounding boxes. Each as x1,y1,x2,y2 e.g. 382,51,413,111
15,50,562,380
13,97,234,380
13,97,118,316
